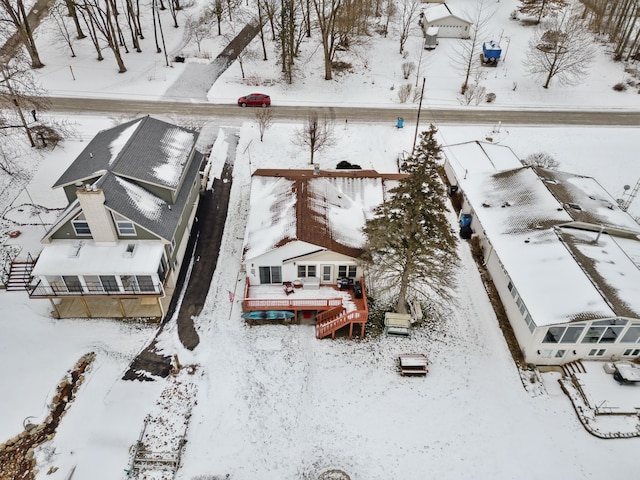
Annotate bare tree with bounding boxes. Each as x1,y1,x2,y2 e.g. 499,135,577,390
49,2,78,57
0,0,45,68
313,0,342,80
397,0,420,54
518,0,567,24
77,0,128,72
294,112,334,165
0,56,72,149
186,13,212,53
254,108,274,141
452,0,492,95
524,7,596,89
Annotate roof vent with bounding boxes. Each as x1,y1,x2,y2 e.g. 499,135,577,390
566,203,582,211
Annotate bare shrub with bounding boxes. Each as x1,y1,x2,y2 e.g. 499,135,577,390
401,61,416,79
522,152,559,169
613,82,627,92
485,92,496,103
397,84,412,103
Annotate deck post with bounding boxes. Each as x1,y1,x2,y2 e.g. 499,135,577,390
49,298,61,318
80,297,92,317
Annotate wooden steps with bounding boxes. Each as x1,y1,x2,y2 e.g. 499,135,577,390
316,309,368,339
5,260,35,291
562,359,586,377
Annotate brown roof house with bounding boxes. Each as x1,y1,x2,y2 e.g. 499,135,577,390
242,168,404,338
29,116,205,320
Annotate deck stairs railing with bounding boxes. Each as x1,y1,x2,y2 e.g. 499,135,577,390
4,253,35,292
316,309,368,339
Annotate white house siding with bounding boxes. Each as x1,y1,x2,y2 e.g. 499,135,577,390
245,241,361,286
425,17,470,38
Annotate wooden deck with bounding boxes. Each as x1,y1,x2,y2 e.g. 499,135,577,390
243,279,367,313
243,277,369,339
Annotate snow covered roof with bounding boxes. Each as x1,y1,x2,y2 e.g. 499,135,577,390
444,142,640,326
243,169,404,262
424,3,470,23
32,240,165,276
53,116,198,191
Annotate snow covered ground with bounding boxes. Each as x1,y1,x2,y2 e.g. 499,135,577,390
1,0,640,479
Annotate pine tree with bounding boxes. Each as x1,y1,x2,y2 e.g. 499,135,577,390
362,125,459,315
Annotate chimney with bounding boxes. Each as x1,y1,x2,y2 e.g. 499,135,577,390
76,187,118,245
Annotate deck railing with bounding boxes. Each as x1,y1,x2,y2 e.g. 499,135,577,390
243,297,343,311
29,280,163,298
316,310,368,339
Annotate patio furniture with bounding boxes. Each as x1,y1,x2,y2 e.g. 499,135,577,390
398,354,429,376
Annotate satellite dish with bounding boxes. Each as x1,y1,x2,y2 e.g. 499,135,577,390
623,185,630,190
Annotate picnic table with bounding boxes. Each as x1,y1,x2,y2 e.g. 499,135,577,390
398,354,429,376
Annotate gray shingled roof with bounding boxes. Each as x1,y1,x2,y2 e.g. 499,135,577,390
54,116,198,191
101,151,203,241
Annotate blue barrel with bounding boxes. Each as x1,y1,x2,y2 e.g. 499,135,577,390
397,117,404,128
460,213,472,227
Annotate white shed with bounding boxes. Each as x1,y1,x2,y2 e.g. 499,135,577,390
423,4,472,39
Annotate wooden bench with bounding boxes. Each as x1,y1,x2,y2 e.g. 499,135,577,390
398,354,429,376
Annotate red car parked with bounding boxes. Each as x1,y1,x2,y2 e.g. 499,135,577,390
237,93,271,107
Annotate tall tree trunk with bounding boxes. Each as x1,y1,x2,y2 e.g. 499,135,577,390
65,0,87,39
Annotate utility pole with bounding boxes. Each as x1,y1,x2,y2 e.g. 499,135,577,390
0,62,36,147
412,77,426,154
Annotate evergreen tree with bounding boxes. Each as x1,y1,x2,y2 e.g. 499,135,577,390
362,125,459,315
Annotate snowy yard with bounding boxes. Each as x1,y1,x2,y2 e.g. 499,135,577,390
1,0,640,478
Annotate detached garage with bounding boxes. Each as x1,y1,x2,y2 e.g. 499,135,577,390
422,3,472,39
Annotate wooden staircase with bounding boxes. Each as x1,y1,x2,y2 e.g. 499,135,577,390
5,259,35,291
561,359,586,377
316,308,368,339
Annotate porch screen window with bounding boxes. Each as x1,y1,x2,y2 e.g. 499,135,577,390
259,266,282,284
136,276,155,292
581,326,605,343
100,275,119,293
83,275,103,292
63,275,82,293
121,275,137,292
46,276,65,293
338,265,357,278
297,265,316,277
72,213,91,236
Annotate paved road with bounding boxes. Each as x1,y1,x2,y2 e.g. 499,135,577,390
47,97,640,125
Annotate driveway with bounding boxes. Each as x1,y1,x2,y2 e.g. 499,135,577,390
123,133,238,380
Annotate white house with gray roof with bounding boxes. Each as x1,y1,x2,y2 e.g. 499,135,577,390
29,116,205,320
443,141,640,365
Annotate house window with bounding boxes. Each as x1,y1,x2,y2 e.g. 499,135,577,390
158,255,169,282
136,276,155,292
63,275,83,293
588,349,606,357
83,275,103,292
297,265,316,277
338,265,357,278
621,325,640,343
112,212,136,236
623,349,640,356
543,327,565,343
600,326,624,343
560,326,584,343
121,275,137,292
582,326,605,343
169,238,176,255
117,221,136,235
46,275,66,294
555,350,566,358
100,275,119,293
259,266,282,284
72,213,91,236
